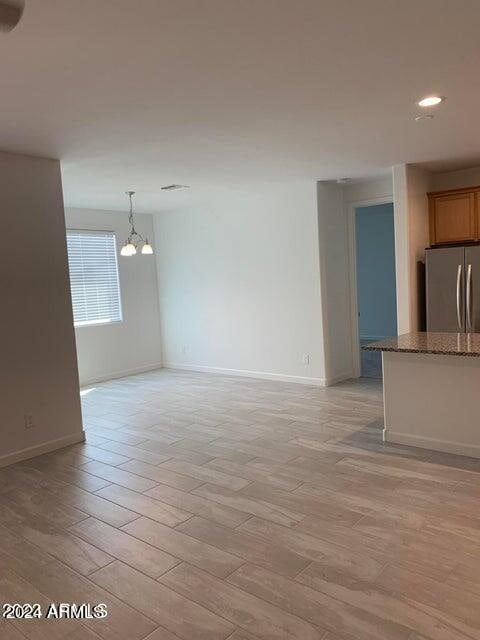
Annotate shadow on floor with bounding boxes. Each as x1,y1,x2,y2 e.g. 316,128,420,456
360,338,383,378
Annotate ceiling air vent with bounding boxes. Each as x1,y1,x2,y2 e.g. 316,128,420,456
161,184,190,191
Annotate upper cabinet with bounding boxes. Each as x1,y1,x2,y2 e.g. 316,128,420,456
428,187,479,246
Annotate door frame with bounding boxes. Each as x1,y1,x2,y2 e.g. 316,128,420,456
347,196,395,378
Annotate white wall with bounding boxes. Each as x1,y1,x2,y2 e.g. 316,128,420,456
1,151,83,467
406,165,431,331
66,208,162,386
431,165,480,191
392,165,410,334
154,182,326,385
393,164,431,334
317,182,353,383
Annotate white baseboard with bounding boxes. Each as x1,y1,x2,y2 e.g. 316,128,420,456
81,361,353,389
80,362,163,387
323,371,354,386
163,362,325,386
384,429,480,459
0,431,86,469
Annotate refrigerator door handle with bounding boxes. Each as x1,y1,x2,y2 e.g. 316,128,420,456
466,263,473,331
457,264,463,330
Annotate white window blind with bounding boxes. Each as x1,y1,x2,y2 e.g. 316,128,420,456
66,230,123,327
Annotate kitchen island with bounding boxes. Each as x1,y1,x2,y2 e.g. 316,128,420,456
364,332,480,458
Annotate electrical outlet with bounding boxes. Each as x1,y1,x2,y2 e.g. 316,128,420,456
302,354,311,365
24,414,35,429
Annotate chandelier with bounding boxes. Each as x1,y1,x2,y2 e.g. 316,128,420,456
120,191,153,256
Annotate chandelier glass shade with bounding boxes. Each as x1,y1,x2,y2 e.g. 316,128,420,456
120,191,153,257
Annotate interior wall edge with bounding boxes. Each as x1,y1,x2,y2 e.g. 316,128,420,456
2,150,83,462
0,431,85,469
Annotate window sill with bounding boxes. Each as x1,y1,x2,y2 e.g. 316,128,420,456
74,319,123,329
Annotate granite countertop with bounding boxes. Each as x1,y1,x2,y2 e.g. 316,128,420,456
363,332,480,357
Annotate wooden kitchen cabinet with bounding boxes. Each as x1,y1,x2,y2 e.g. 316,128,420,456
428,187,478,245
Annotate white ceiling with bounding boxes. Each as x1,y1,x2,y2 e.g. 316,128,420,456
1,0,480,213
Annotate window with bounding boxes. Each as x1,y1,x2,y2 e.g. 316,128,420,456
66,230,123,327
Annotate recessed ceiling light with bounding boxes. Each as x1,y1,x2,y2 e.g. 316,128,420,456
418,96,443,107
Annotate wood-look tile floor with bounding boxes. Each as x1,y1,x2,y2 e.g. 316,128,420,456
1,369,480,640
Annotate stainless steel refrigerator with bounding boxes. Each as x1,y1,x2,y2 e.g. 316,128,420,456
426,245,480,332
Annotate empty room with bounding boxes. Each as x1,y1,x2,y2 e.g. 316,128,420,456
2,1,480,639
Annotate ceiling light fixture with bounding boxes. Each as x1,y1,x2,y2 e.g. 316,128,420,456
161,184,190,191
415,114,434,121
120,191,153,257
0,1,24,32
418,96,443,107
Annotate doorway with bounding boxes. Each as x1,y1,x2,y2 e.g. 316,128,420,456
353,202,397,378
